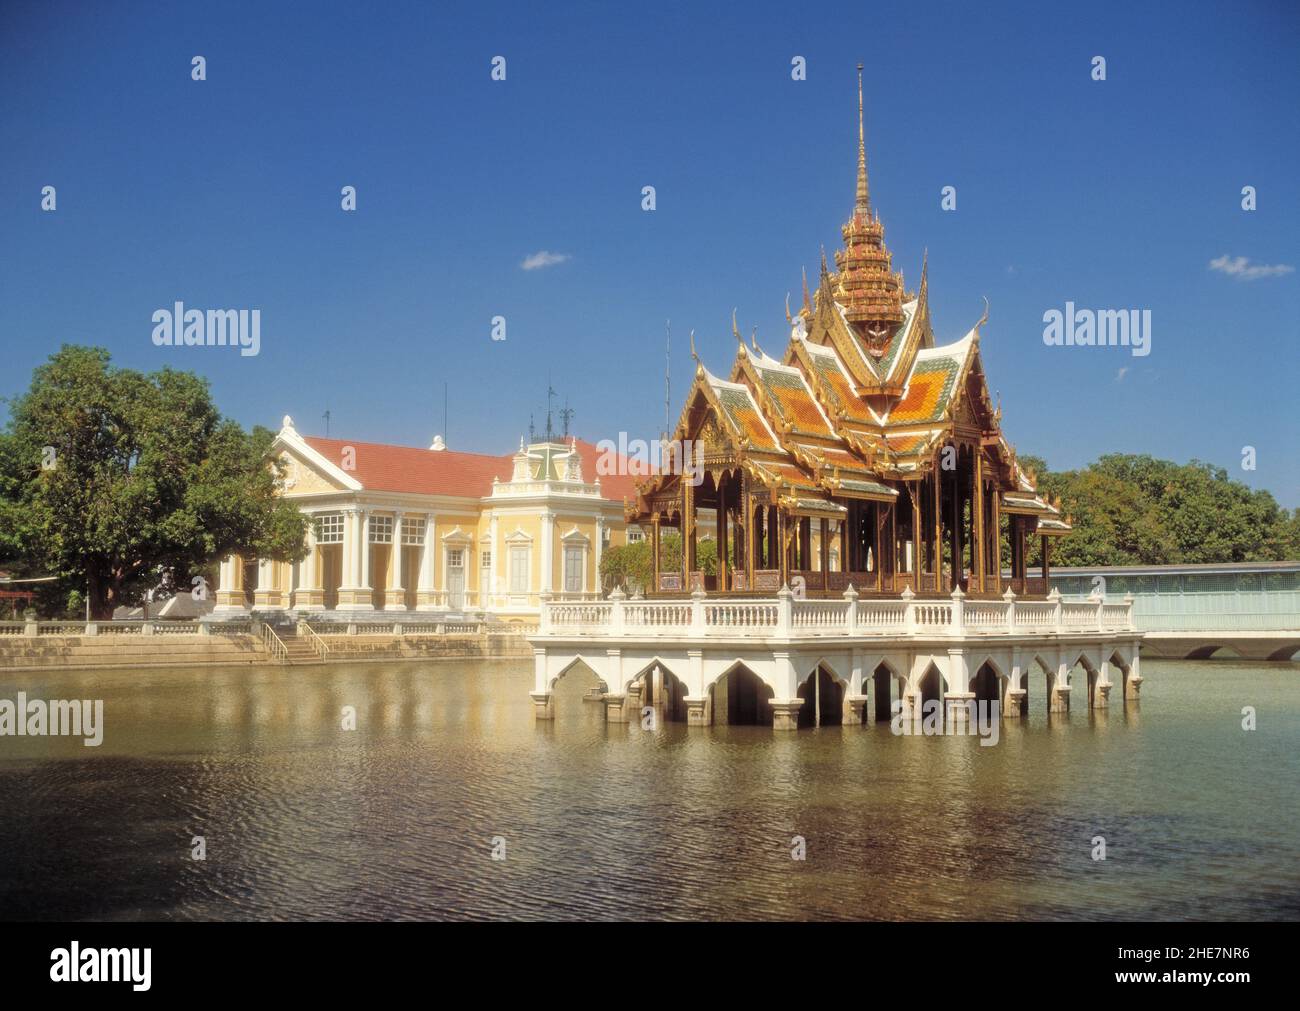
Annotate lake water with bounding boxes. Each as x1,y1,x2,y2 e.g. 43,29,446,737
0,658,1296,920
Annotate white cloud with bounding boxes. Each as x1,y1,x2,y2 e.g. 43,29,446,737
1208,254,1294,281
520,250,571,271
1115,366,1129,383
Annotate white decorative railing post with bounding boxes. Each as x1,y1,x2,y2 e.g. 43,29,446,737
1049,588,1063,632
691,587,707,635
949,586,965,636
1124,592,1135,631
776,584,793,636
1003,586,1017,633
901,585,916,634
609,587,626,636
843,584,859,635
538,589,552,634
24,617,38,637
1093,591,1105,631
142,620,154,636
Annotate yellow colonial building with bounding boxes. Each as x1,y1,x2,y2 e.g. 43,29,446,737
212,417,637,622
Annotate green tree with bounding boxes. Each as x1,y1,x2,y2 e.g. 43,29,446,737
0,346,308,618
1025,452,1297,567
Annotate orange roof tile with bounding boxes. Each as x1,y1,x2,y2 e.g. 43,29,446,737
298,436,638,502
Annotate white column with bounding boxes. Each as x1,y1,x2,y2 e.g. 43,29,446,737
488,513,499,610
300,521,324,611
595,515,605,590
541,510,554,593
340,509,356,591
417,513,437,610
256,558,273,607
386,510,406,610
359,509,372,590
214,555,246,613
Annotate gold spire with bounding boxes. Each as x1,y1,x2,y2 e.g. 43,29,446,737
856,63,868,213
833,63,903,353
801,266,811,314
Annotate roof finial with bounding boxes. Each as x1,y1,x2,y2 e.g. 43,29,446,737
856,63,869,214
732,307,742,344
977,295,990,330
751,326,761,355
689,328,699,364
784,292,792,324
801,266,811,313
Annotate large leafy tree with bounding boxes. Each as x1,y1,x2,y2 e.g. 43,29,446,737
1025,453,1298,567
0,346,308,618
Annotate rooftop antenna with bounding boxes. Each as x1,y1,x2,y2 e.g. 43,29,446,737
322,408,331,438
545,377,557,440
529,414,536,442
559,397,574,437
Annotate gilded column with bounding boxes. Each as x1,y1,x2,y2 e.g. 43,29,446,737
974,452,985,593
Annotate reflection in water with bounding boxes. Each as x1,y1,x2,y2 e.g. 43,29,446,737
0,659,1297,921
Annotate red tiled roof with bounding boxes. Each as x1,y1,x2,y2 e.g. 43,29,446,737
298,435,637,502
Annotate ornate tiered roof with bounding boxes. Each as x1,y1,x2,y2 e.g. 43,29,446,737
632,67,1067,537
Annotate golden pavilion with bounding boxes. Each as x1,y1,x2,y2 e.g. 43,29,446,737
628,67,1070,600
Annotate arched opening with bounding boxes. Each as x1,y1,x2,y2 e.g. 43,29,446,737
796,665,844,728
1108,652,1132,704
971,662,1001,707
549,659,606,716
872,663,899,722
713,664,773,727
1023,656,1055,716
639,664,689,723
1070,655,1098,709
918,664,944,709
1186,643,1242,660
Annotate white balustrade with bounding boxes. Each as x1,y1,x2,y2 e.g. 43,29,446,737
537,589,1135,641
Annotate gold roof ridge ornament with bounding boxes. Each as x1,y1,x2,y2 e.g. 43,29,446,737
732,307,743,346
689,328,700,367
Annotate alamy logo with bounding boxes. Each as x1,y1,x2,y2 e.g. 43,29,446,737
50,943,151,991
0,693,103,746
892,698,1001,746
596,434,705,487
1042,302,1151,357
151,302,261,357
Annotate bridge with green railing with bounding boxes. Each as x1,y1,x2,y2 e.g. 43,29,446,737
1040,561,1300,661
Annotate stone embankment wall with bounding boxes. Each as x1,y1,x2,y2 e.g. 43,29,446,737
0,633,530,672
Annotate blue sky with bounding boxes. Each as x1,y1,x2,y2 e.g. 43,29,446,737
1,0,1297,505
